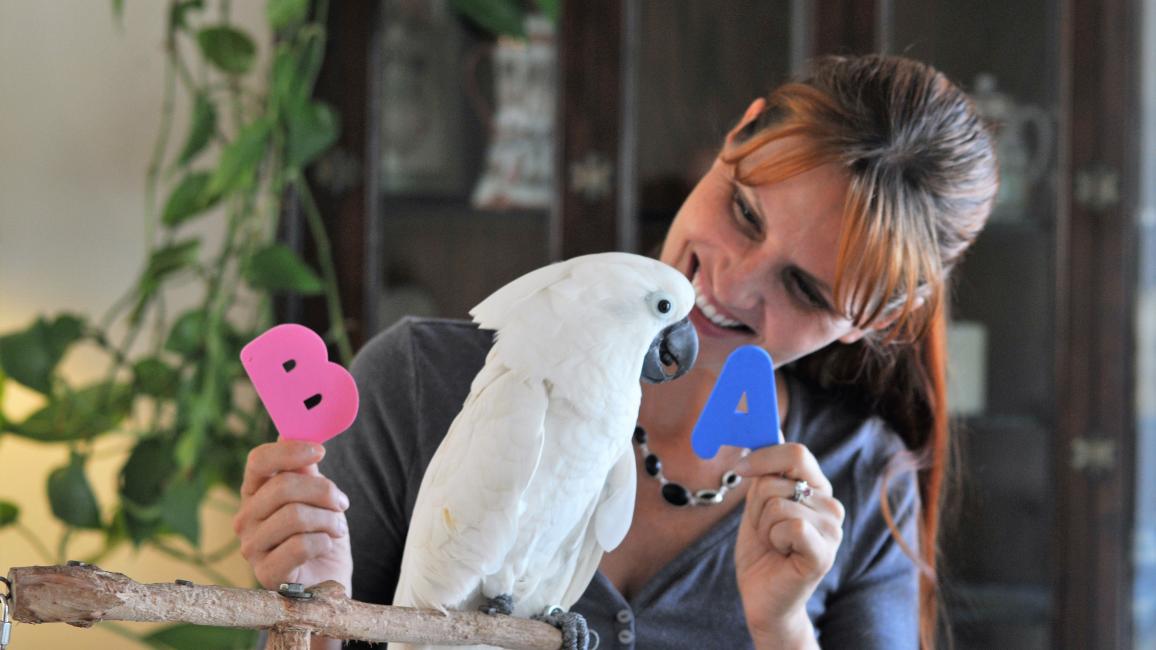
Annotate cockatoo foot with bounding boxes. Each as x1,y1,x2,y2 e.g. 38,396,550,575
533,607,594,650
478,593,514,616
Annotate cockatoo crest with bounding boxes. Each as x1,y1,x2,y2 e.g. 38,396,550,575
469,252,695,395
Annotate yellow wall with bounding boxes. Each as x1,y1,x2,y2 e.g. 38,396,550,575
0,2,268,647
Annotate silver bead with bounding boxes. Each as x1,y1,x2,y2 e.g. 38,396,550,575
694,489,725,505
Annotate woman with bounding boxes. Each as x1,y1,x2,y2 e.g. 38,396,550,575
234,54,997,649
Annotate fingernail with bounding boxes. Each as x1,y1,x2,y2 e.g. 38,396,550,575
339,492,350,510
310,444,325,457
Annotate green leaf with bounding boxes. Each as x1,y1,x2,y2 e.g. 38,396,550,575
0,362,7,430
160,476,205,546
48,454,102,529
111,0,125,23
449,0,527,38
124,505,163,546
121,437,175,508
131,240,201,323
208,117,272,195
196,26,257,75
146,240,201,279
144,624,257,650
161,172,217,227
534,0,560,24
286,100,339,168
267,0,310,30
169,0,205,33
133,357,179,398
175,95,217,167
14,382,133,442
165,309,208,356
271,27,326,123
244,244,324,294
175,399,211,471
0,314,85,394
0,500,19,528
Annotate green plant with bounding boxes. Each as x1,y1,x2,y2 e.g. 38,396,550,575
0,0,345,646
450,0,560,39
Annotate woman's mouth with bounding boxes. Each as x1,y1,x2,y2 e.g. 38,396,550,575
688,257,755,336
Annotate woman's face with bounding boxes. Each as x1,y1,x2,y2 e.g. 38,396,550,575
659,133,873,373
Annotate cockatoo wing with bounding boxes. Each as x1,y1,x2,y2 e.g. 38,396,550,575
557,444,637,608
396,355,547,610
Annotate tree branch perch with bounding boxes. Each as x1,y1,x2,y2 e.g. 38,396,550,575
6,564,563,649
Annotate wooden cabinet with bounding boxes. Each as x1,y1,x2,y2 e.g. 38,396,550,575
295,1,1150,647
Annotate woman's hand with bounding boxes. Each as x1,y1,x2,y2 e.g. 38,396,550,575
233,440,354,595
733,442,845,648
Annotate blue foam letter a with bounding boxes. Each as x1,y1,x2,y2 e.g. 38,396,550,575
690,345,782,459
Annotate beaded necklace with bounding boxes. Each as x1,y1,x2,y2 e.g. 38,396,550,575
632,425,750,507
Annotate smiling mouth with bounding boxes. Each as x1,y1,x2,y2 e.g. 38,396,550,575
689,257,755,335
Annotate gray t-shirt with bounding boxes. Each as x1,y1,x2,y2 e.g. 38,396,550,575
321,317,919,649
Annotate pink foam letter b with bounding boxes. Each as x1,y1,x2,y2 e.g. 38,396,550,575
240,324,359,444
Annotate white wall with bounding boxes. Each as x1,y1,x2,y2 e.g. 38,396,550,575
0,2,267,647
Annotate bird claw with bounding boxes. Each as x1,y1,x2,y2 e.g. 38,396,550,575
479,593,514,616
533,607,593,650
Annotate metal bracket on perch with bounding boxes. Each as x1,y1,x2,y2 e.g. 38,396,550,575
4,564,564,650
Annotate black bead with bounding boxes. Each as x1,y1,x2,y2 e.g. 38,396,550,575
644,454,661,477
633,426,647,444
662,483,691,507
723,471,741,487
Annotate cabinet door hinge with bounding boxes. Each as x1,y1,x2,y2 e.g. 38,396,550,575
1070,436,1117,473
1074,165,1120,211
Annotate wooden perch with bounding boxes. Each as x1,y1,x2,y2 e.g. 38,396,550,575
6,564,563,650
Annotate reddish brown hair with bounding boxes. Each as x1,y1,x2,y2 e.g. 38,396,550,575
724,55,998,648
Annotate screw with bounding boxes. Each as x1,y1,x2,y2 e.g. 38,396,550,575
175,579,193,586
278,582,312,599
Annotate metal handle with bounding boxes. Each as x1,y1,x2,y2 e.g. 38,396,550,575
0,588,12,650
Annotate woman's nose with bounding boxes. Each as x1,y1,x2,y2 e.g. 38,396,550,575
714,257,769,312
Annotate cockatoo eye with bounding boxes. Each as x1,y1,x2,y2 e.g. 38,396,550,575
647,291,675,318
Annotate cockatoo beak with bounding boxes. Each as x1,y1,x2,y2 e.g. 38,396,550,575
641,317,699,383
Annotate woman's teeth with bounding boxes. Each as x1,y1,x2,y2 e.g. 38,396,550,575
692,273,744,329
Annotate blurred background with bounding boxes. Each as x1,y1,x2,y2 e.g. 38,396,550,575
1,1,1153,649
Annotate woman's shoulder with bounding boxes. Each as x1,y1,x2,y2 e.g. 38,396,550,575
353,316,493,376
782,367,911,486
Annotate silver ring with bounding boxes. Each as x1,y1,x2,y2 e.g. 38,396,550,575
792,479,813,504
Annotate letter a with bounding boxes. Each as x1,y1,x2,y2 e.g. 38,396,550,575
690,345,782,459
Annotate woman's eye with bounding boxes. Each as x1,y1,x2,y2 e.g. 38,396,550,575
790,272,831,311
730,191,762,235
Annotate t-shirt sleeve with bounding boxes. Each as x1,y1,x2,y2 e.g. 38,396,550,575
319,320,423,609
816,455,921,649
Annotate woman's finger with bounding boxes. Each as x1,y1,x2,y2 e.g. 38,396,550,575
253,532,337,588
753,490,845,545
734,443,832,494
241,503,348,559
240,441,325,498
237,471,348,532
747,474,845,525
768,517,835,573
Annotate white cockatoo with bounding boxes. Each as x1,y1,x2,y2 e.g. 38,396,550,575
392,252,699,650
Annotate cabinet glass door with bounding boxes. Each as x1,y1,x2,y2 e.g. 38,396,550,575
1133,2,1156,646
371,0,554,334
633,0,793,253
889,1,1060,647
